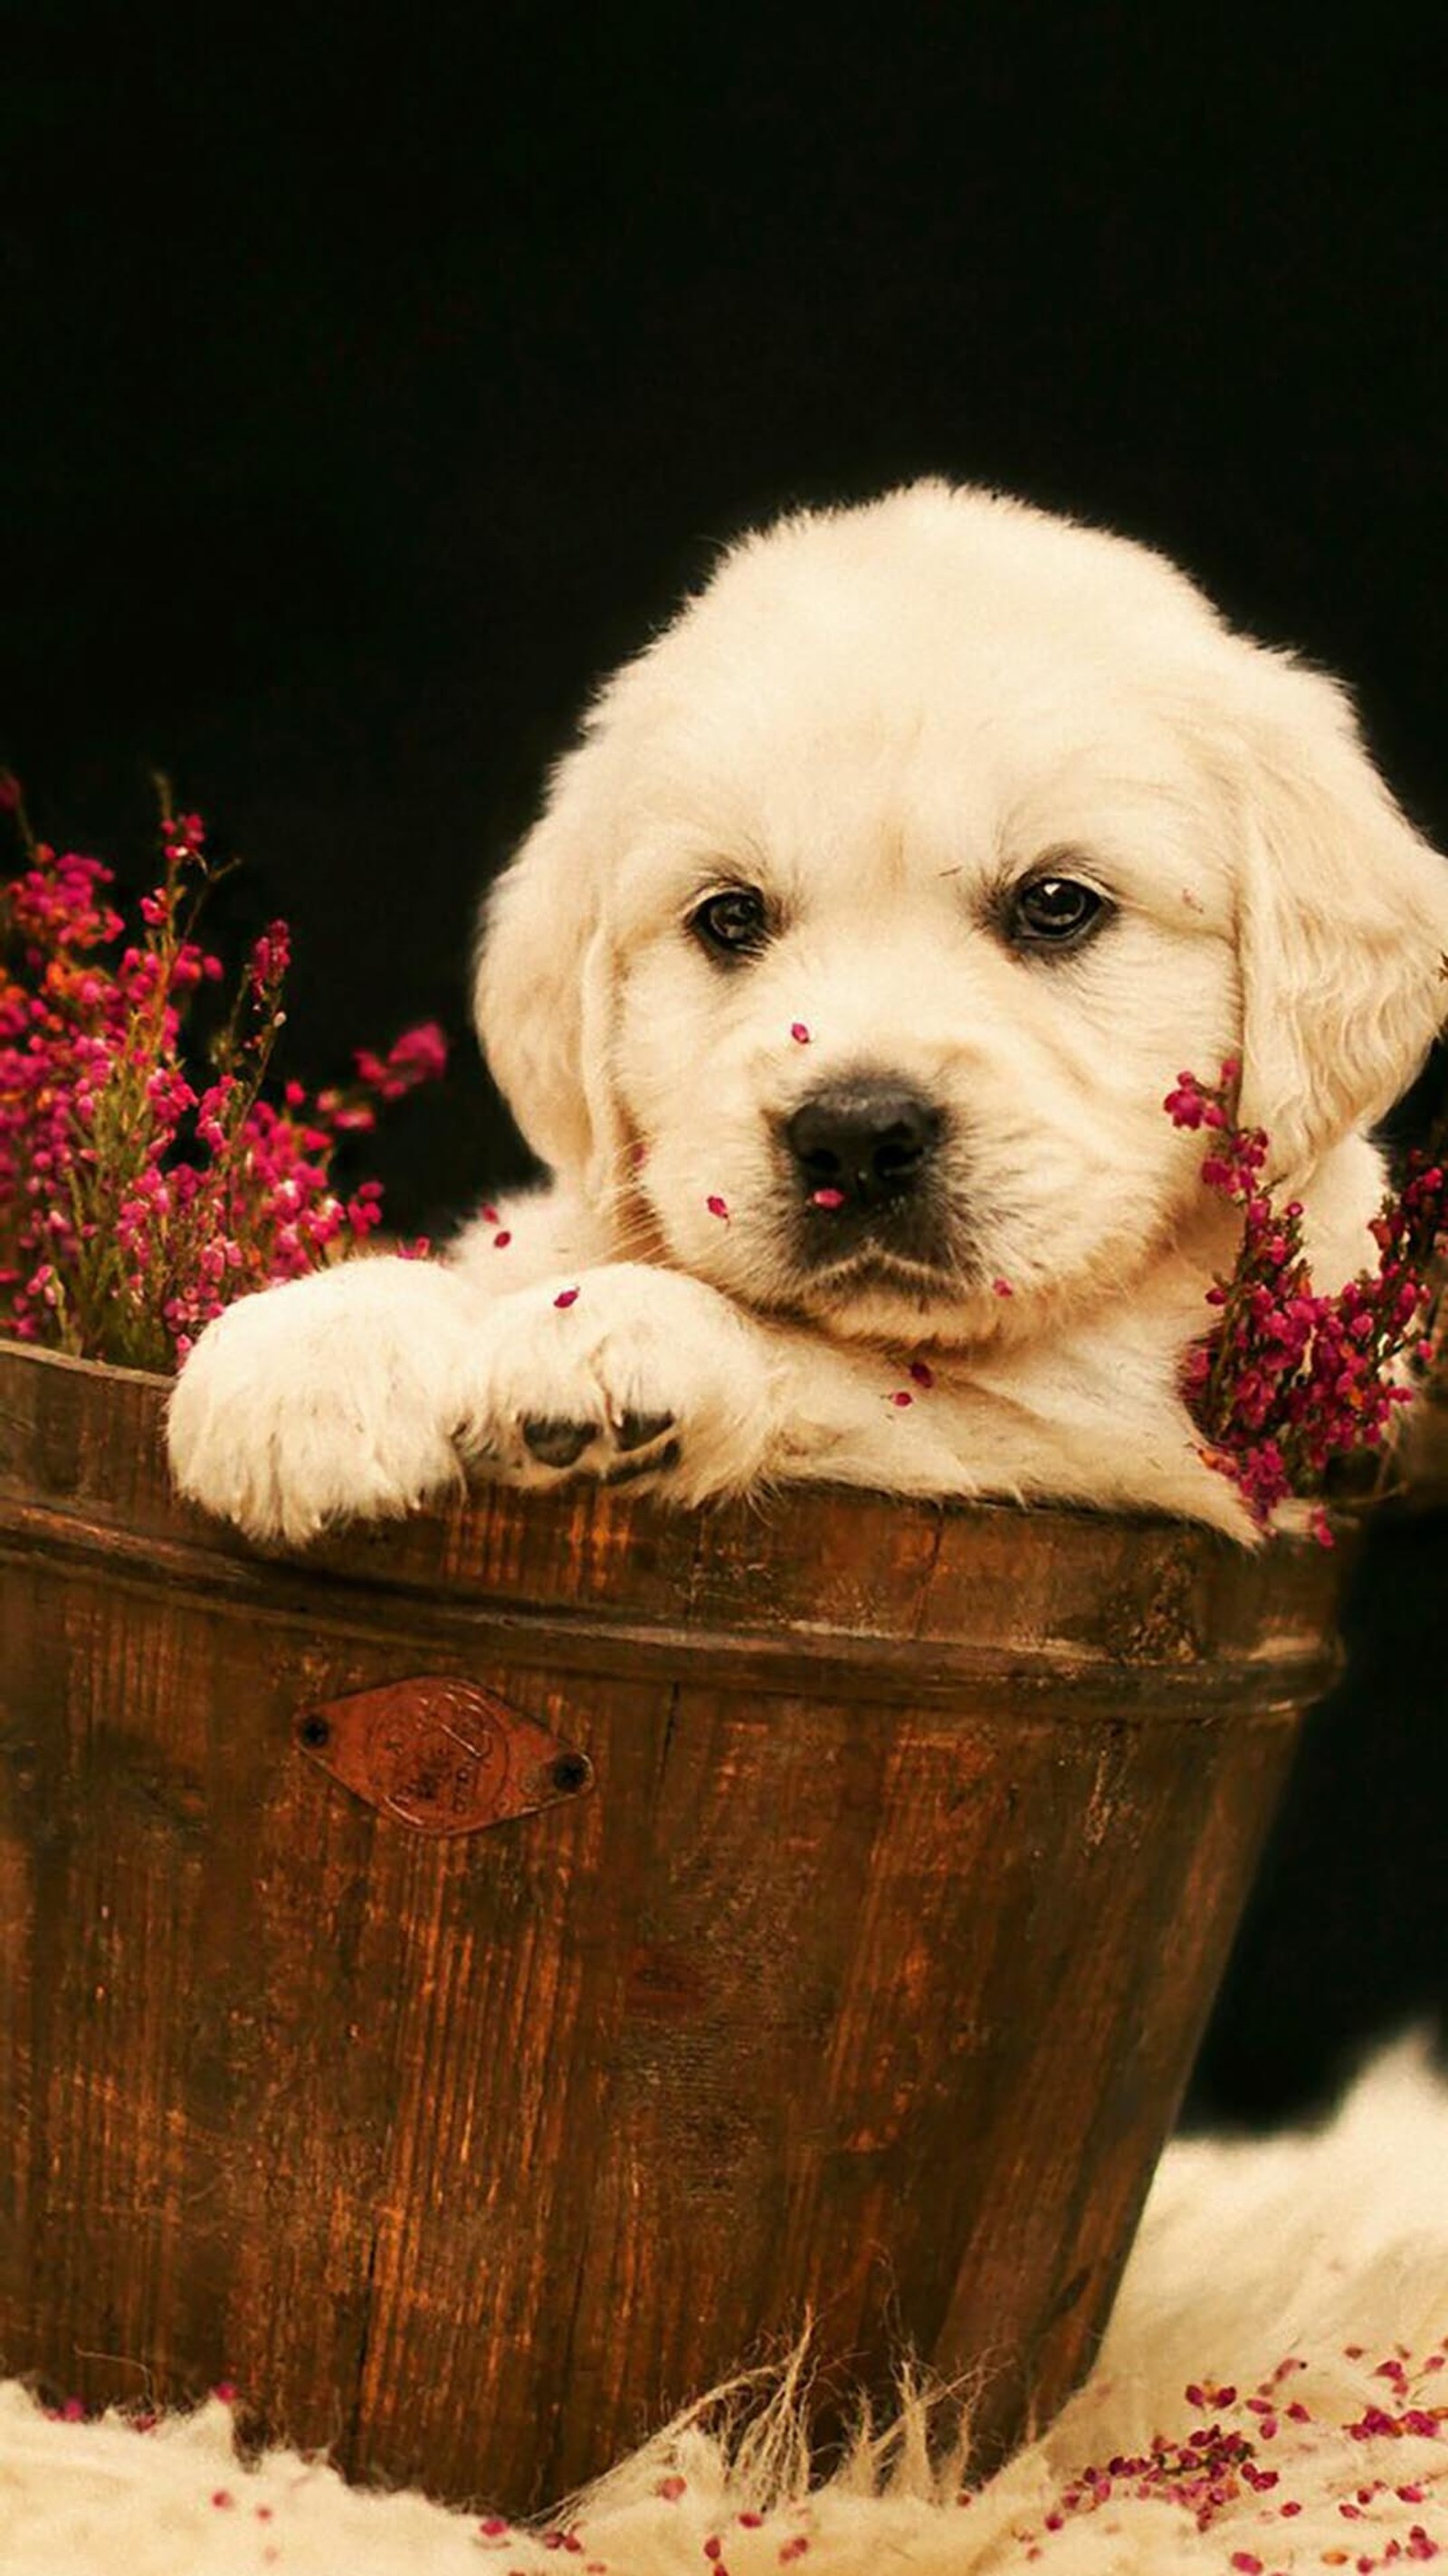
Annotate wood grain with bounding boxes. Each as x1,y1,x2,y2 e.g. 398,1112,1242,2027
0,1337,1348,2509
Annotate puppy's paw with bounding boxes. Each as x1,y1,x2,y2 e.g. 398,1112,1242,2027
167,1258,489,1544
461,1262,779,1501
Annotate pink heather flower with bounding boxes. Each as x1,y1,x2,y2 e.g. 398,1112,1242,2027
706,1193,730,1221
2,797,447,1370
354,1020,449,1101
553,1286,579,1308
249,921,291,987
790,1021,811,1043
1168,1061,1448,1525
810,1185,845,1209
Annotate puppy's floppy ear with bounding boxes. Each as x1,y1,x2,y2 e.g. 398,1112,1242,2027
1225,657,1448,1174
472,750,622,1189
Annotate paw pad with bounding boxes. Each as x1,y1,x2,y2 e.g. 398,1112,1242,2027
521,1418,596,1468
517,1405,681,1486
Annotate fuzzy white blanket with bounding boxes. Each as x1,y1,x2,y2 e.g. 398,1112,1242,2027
1,2044,1443,2576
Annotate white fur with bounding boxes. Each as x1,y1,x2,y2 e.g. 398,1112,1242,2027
167,482,1448,1545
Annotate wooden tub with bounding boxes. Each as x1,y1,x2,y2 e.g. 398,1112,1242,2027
0,1337,1346,2509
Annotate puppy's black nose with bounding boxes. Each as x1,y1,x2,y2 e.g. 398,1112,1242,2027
785,1080,944,1206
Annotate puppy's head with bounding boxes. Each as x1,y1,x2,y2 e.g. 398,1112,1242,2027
476,483,1448,1346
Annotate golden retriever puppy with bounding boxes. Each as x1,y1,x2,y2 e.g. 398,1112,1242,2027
167,481,1448,1544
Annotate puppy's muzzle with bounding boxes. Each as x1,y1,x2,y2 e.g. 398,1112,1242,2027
784,1079,945,1251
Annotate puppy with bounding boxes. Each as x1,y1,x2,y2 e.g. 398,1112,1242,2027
167,481,1448,1545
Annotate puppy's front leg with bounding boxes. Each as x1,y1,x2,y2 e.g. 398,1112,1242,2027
438,1261,786,1501
761,1326,1258,1539
166,1181,622,1541
167,1256,500,1542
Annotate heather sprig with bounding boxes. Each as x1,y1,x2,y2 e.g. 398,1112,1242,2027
1167,1061,1447,1532
0,779,446,1371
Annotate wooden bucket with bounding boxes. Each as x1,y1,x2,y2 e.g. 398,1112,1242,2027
0,1336,1347,2510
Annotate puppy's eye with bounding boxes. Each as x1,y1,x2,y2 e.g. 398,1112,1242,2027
690,886,771,960
1007,876,1108,949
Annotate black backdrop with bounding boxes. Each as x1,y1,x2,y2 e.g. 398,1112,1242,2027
5,8,1445,2124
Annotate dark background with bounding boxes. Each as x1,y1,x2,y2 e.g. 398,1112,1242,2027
5,7,1445,2126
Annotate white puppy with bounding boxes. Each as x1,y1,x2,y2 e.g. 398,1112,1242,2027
167,482,1448,1545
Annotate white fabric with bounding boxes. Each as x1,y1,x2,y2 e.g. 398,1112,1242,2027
2,2041,1444,2573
